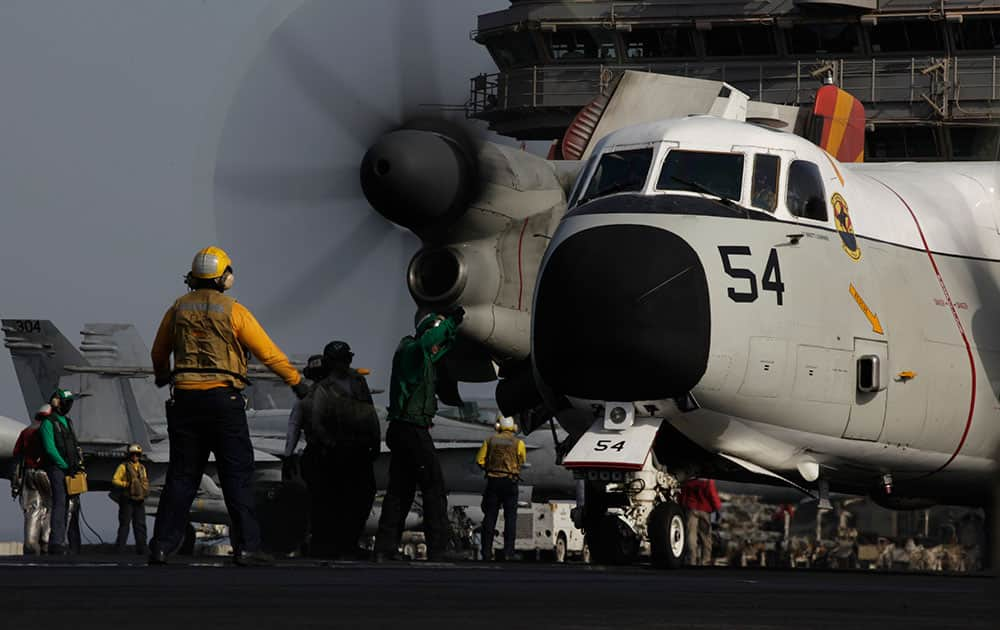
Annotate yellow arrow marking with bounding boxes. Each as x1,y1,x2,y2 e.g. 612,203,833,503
850,283,883,335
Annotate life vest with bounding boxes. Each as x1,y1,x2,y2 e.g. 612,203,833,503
45,415,81,471
123,461,149,501
485,431,522,478
170,289,248,387
304,371,380,449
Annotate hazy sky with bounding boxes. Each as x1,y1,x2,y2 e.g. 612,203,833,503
0,0,509,541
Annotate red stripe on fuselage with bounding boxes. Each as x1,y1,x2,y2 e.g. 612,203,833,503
516,218,530,310
875,179,976,475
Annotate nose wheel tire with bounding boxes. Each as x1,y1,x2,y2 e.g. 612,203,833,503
649,502,686,569
585,514,640,565
555,534,568,563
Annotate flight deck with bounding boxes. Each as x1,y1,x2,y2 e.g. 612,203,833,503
0,556,993,629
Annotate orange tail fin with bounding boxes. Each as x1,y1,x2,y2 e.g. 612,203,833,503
812,85,866,163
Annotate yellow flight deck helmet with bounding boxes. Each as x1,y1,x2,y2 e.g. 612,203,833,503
127,443,143,455
189,246,233,280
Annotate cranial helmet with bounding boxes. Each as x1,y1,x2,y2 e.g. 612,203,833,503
416,312,444,336
189,246,233,280
323,340,354,364
50,389,75,413
35,404,52,421
127,443,143,455
495,415,517,432
303,354,326,381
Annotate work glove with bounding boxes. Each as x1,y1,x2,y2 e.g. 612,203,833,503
448,305,466,325
291,381,310,400
154,375,170,388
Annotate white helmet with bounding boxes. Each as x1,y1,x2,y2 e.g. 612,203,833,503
495,415,517,432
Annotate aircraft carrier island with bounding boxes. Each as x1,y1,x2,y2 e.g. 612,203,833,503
469,0,1000,161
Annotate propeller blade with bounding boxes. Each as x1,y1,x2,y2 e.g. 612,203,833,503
215,166,361,203
258,212,394,323
271,26,397,148
396,0,441,122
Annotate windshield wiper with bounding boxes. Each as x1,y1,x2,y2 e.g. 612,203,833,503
578,181,637,205
670,175,748,218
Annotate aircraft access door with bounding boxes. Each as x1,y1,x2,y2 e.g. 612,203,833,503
843,338,888,441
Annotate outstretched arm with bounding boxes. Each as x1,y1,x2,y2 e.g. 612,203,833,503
418,317,458,363
231,303,302,386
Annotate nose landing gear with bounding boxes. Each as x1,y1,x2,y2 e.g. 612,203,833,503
574,457,685,568
648,501,686,568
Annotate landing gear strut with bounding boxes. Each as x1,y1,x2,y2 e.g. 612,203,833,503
585,514,640,565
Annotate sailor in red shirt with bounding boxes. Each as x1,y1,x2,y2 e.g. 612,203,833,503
12,405,55,554
679,477,722,566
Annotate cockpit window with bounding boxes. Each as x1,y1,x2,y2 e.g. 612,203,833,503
656,150,744,202
577,148,653,205
786,160,827,221
751,154,780,212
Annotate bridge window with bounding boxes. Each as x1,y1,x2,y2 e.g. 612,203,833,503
623,27,697,59
867,20,944,54
785,23,861,55
484,32,541,69
545,29,618,62
867,125,939,160
786,161,827,221
949,127,1000,160
751,154,780,212
951,18,1000,51
704,24,777,56
578,148,653,205
657,150,745,202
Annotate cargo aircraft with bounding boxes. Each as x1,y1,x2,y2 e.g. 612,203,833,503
358,70,1000,567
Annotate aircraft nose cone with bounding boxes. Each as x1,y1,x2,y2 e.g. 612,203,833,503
533,224,710,401
360,129,475,230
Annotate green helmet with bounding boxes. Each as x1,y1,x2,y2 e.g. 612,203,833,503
416,312,443,336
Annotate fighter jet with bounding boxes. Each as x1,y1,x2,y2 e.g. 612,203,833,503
357,71,1000,567
0,319,572,552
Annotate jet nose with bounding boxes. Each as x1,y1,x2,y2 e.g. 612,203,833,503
533,224,710,401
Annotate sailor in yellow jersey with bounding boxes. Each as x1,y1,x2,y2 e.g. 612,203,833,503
476,415,526,561
148,246,308,566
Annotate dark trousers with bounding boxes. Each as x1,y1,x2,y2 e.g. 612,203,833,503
45,466,67,550
374,422,449,558
151,387,261,555
68,495,80,554
481,476,518,560
302,444,376,557
116,499,148,553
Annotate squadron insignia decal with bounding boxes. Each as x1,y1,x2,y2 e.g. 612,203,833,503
832,193,860,261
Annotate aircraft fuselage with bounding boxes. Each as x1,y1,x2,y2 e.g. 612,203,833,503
533,117,1000,506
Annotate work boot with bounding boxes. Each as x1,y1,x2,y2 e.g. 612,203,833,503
234,550,274,567
148,549,167,565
